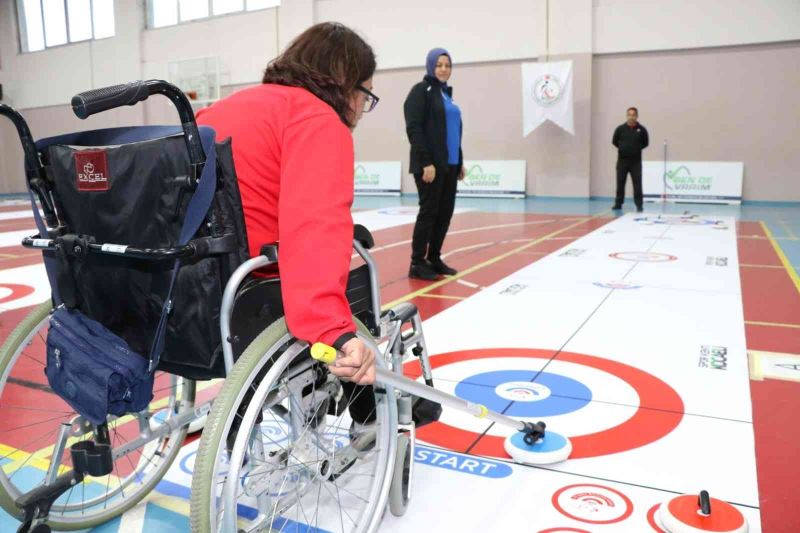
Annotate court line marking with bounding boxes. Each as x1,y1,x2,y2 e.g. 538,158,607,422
760,221,800,294
360,219,559,257
417,294,467,300
382,214,606,309
745,320,800,329
455,279,480,289
739,264,784,269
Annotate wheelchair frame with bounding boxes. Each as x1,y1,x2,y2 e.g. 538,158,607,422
1,82,434,533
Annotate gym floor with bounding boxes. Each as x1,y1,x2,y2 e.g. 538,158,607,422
0,196,798,532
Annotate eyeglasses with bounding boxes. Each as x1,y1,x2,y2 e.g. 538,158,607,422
357,86,379,113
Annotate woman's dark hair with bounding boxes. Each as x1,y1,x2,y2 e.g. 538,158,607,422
263,22,376,127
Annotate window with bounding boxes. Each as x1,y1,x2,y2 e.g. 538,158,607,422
17,0,115,52
147,0,279,29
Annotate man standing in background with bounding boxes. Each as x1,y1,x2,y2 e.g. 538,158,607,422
612,107,649,211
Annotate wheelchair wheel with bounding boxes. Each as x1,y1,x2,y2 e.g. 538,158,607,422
190,318,396,533
0,302,196,530
388,432,413,517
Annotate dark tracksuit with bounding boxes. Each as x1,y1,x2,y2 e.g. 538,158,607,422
404,75,463,264
612,122,649,208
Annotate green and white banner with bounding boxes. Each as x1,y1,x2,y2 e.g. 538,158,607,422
643,161,743,205
457,160,526,198
354,161,402,196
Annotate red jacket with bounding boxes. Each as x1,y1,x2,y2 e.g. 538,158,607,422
197,84,356,347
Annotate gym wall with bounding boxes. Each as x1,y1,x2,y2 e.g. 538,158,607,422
1,0,798,199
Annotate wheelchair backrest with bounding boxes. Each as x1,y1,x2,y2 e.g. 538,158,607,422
38,126,249,379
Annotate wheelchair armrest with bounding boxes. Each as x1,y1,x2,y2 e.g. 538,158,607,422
354,224,374,250
260,243,279,262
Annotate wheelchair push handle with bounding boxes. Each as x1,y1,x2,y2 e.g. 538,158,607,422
71,81,149,120
0,104,40,178
0,104,59,227
71,80,205,167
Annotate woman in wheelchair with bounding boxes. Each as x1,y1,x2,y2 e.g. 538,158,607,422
1,21,434,533
196,21,379,438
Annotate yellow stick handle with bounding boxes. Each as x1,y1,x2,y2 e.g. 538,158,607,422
310,342,338,364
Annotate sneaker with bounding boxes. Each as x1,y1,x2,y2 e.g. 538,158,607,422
636,206,644,213
409,261,438,281
429,259,457,276
612,204,622,210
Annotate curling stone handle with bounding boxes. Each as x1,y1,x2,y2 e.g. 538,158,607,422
698,490,712,516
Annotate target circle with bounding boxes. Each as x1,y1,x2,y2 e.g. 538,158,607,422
552,484,634,524
455,370,591,416
659,495,747,533
610,251,677,262
405,349,683,459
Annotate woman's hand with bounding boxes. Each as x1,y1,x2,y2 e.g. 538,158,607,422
326,337,376,385
458,166,465,181
422,165,436,183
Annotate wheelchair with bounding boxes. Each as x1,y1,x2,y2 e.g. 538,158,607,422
0,81,437,533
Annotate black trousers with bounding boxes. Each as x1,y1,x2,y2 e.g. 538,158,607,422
411,165,459,263
615,159,643,208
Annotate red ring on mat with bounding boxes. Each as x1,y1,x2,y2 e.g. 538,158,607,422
0,283,35,304
665,495,746,532
552,483,634,524
403,348,684,459
648,504,667,532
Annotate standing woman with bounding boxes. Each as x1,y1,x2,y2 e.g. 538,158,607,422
404,47,464,280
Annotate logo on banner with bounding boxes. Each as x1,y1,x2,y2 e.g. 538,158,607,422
560,248,586,257
354,165,379,186
706,256,729,267
463,165,501,187
699,345,728,370
75,150,109,191
665,165,712,192
522,60,574,135
533,74,563,106
552,484,634,524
